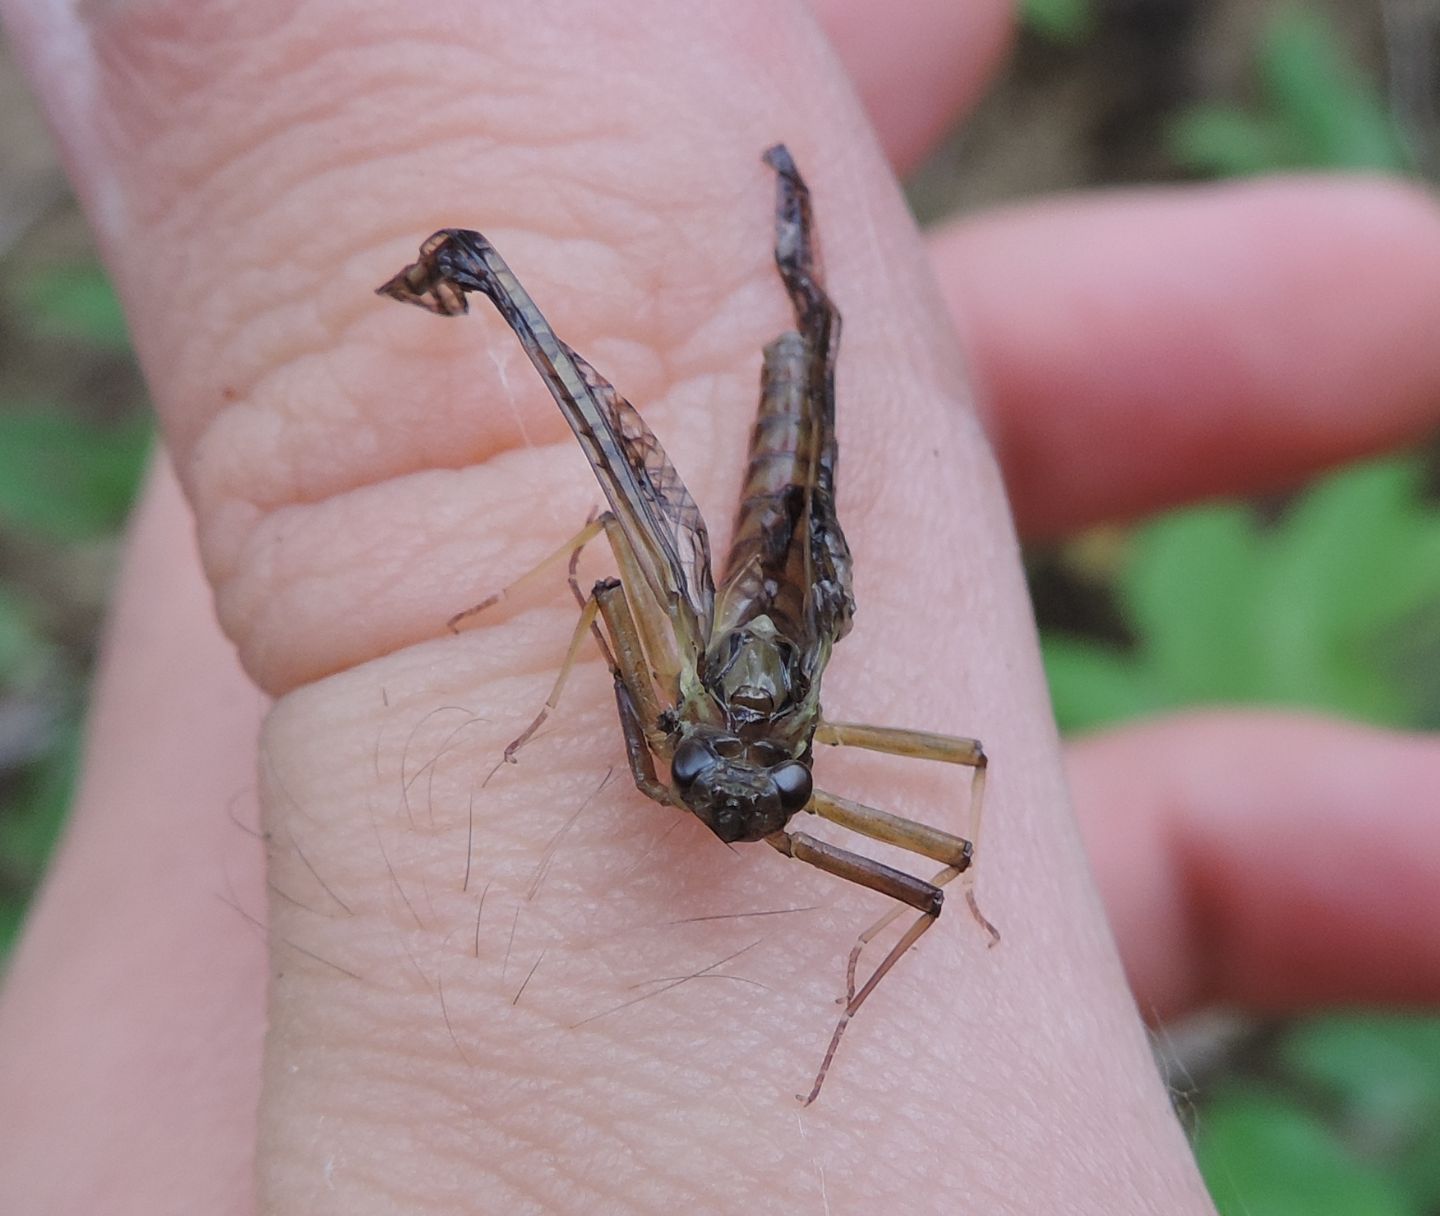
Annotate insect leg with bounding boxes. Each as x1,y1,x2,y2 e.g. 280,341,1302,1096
448,513,609,634
814,720,994,939
496,514,678,770
807,786,992,1000
810,789,973,873
535,573,670,806
593,577,668,760
499,586,608,764
610,671,675,806
599,513,684,702
770,722,996,1102
765,830,943,1105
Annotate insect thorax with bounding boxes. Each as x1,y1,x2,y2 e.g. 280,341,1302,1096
701,614,814,738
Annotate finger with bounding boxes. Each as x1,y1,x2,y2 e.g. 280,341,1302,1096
0,457,268,1215
930,178,1440,539
6,1,1211,1210
1068,711,1440,1021
811,0,1013,174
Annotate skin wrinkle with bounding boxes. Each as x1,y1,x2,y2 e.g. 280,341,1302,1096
174,175,782,690
128,52,503,204
156,113,620,277
194,244,760,520
90,12,892,697
202,358,745,687
208,368,763,688
104,32,644,456
262,631,1002,1204
282,987,730,1207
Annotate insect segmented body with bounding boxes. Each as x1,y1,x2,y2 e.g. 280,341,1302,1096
379,146,995,1102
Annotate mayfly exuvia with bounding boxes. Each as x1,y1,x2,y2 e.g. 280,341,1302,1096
378,145,997,1103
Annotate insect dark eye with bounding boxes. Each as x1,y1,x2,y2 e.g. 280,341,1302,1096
670,737,713,790
772,761,813,811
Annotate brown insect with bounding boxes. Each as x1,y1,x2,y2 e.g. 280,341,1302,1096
378,145,996,1103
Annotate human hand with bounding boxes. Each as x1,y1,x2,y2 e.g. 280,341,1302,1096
3,2,1440,1214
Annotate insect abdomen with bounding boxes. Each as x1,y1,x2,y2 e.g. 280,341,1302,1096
716,332,817,637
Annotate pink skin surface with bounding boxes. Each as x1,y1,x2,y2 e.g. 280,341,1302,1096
3,1,1440,1213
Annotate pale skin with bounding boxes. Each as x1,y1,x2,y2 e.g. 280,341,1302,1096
4,2,1440,1214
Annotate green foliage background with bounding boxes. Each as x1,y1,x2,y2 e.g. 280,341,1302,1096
1024,7,1440,1214
0,263,150,957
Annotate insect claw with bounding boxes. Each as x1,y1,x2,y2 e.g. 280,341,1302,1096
966,889,1001,947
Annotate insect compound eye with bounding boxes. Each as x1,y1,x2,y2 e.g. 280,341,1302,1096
670,736,714,791
771,761,813,812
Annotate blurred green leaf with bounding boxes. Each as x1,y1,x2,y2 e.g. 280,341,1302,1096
12,264,131,352
1008,7,1436,1215
1282,1017,1440,1209
1269,463,1425,641
1041,634,1159,732
0,719,80,962
0,589,43,686
0,721,79,873
0,407,151,541
1258,7,1408,171
1040,456,1440,1208
1285,1015,1440,1114
1170,5,1407,177
1021,0,1093,44
0,896,23,963
1196,1090,1415,1216
1254,461,1440,722
1121,504,1265,703
1050,457,1440,731
1169,107,1296,177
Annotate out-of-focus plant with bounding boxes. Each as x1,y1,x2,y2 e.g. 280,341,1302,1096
0,724,78,956
1191,1016,1440,1216
15,263,132,354
1043,467,1440,1216
1021,0,1095,46
1045,458,1440,733
1169,5,1409,176
0,408,150,542
1195,1085,1412,1216
1038,10,1440,1211
0,262,150,960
